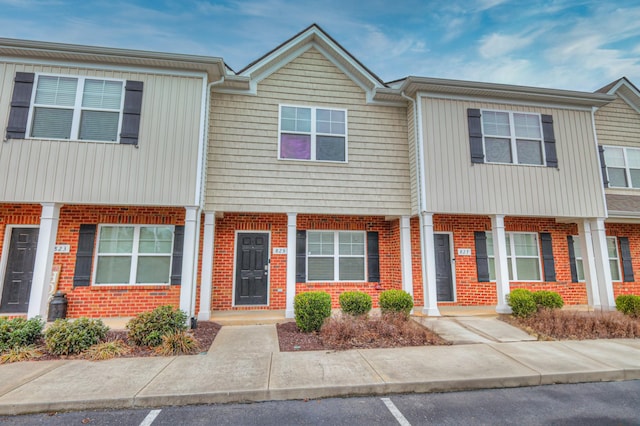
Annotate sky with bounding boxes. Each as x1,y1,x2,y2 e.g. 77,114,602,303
1,0,639,92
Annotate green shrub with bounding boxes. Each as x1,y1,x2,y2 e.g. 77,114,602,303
616,294,640,318
533,291,564,310
379,290,413,317
44,318,109,355
507,289,537,318
126,305,188,347
0,317,44,352
294,291,332,332
339,291,372,316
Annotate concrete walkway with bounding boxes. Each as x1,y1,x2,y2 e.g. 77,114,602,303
0,320,639,415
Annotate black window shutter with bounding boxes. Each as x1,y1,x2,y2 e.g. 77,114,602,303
540,232,556,282
120,80,143,145
171,225,184,285
367,231,380,283
467,108,484,163
619,237,634,282
73,224,97,287
598,145,609,188
541,114,558,168
6,72,35,140
474,231,490,282
567,236,578,283
296,230,306,283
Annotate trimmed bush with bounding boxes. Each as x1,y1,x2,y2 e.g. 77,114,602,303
294,291,332,332
339,291,372,316
379,290,413,318
127,305,188,347
616,294,640,318
507,289,537,318
44,318,109,355
0,316,44,352
533,291,564,310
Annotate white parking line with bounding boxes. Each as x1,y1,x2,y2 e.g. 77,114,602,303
139,409,162,426
381,397,412,426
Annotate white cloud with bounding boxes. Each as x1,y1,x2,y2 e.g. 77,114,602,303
478,32,535,59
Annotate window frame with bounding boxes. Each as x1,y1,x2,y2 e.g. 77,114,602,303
487,232,543,282
92,224,175,286
480,109,545,166
26,73,126,143
603,145,640,189
571,235,622,282
278,104,348,163
306,230,366,282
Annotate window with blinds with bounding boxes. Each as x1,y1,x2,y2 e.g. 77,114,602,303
30,75,124,142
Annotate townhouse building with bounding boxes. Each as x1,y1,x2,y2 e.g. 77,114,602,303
0,25,633,321
594,78,640,299
0,38,225,319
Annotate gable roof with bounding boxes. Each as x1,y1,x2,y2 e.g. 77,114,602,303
216,24,392,103
596,77,640,113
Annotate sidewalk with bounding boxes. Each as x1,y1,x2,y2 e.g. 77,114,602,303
0,318,638,415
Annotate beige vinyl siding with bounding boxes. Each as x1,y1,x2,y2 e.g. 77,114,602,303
595,97,640,148
0,62,202,206
422,97,605,218
207,48,411,215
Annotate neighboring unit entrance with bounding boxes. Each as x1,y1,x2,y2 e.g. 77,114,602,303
0,228,39,313
234,232,269,305
434,233,454,302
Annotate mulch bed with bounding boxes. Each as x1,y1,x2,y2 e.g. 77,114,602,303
277,315,450,352
501,309,640,340
32,321,221,361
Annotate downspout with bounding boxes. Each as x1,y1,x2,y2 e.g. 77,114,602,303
400,92,427,215
190,75,224,321
591,106,608,220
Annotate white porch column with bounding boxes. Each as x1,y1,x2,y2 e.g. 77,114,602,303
589,218,616,310
420,212,440,316
285,213,297,318
577,220,601,307
197,212,215,321
400,216,414,297
180,206,198,318
491,215,512,314
28,203,61,319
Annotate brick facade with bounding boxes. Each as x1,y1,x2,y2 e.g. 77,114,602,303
605,223,640,297
1,204,186,318
410,214,590,307
209,213,404,311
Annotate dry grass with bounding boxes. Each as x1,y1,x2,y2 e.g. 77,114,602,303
319,312,448,350
0,345,43,364
154,331,201,356
81,340,131,361
505,308,640,340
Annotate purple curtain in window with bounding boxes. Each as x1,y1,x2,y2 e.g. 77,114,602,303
281,134,311,160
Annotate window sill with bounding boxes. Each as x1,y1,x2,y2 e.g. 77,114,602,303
24,137,120,144
277,158,347,164
87,284,172,291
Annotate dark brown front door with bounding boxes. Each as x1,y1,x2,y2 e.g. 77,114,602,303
0,228,39,313
435,233,454,302
234,233,269,305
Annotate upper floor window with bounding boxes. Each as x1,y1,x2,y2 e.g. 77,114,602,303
482,110,544,165
603,146,640,188
29,75,124,142
94,225,174,285
5,72,143,146
467,108,557,167
486,232,542,281
279,105,347,162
